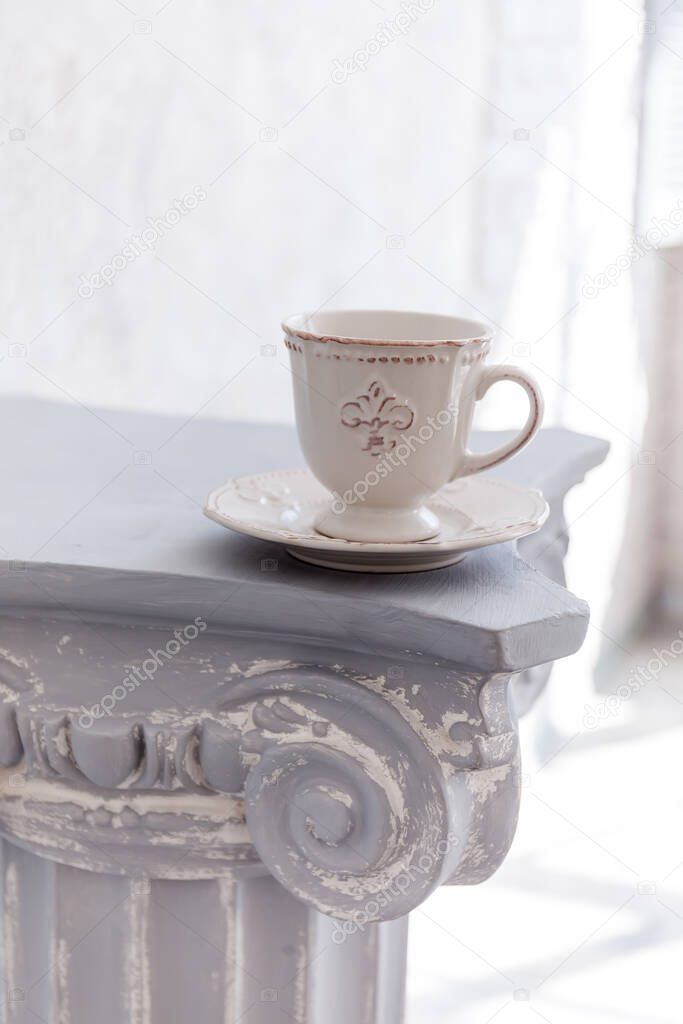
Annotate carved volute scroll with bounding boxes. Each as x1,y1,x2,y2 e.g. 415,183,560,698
215,674,459,921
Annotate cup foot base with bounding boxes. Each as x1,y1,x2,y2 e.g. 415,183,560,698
314,504,440,543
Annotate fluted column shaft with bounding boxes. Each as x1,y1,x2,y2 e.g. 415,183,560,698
0,841,407,1024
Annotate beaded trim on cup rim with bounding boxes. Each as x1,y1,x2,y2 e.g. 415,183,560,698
283,336,490,366
281,310,493,348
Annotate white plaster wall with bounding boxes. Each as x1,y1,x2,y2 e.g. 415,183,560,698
0,0,641,435
1,0,489,424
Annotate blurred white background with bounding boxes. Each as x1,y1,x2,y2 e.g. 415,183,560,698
6,0,683,1020
0,0,641,424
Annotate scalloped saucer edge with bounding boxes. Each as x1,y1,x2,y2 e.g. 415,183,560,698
204,469,549,574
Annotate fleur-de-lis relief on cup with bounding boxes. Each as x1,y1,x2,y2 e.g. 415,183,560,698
340,379,415,456
283,310,544,544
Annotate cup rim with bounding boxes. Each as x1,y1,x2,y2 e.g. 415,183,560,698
282,309,493,347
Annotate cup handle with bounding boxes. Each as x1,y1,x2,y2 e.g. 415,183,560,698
460,364,544,477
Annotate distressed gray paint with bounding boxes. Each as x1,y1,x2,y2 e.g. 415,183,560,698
0,849,407,1024
0,400,607,1022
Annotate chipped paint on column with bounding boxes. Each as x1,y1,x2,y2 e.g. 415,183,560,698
3,854,18,1020
293,920,309,1024
54,933,70,1024
364,927,379,1023
127,885,151,1024
219,877,238,1024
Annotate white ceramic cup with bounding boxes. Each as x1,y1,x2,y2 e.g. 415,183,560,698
282,309,543,543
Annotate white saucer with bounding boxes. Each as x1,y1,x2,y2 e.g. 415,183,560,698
204,469,548,573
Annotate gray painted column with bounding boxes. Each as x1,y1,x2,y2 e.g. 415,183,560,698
0,845,407,1024
0,400,608,1023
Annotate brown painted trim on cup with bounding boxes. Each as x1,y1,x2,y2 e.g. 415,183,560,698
282,326,490,347
281,313,493,348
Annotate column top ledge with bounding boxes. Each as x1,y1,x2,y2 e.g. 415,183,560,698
0,398,608,672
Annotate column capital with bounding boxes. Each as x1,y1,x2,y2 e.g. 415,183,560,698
0,616,521,921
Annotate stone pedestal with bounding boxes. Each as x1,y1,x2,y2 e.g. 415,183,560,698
0,399,608,1022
